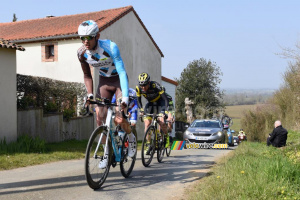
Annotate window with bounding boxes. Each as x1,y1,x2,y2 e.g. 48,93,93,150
47,45,54,59
42,42,58,62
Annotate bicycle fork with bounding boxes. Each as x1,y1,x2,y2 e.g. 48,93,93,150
93,129,109,160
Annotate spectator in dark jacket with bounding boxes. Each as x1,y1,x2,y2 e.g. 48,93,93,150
267,120,288,147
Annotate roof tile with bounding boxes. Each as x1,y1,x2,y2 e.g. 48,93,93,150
0,39,25,51
0,6,163,56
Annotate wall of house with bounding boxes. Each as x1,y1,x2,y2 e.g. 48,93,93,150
17,41,83,82
17,109,94,143
161,80,177,137
0,48,17,142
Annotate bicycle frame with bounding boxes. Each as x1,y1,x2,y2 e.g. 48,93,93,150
152,120,160,149
94,106,123,163
145,114,161,149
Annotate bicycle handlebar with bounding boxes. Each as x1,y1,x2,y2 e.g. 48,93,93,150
81,97,128,119
139,113,168,123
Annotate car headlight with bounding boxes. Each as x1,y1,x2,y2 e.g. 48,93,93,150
212,131,223,136
184,130,193,136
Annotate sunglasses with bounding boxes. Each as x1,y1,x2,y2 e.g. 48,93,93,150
80,36,94,41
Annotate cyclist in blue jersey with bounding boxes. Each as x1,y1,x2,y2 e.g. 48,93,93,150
77,20,136,166
112,88,138,127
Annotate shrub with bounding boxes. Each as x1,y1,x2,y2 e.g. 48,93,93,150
63,108,76,121
241,104,279,142
45,101,58,113
17,74,86,116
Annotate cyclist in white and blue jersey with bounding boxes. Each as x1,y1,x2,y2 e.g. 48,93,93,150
112,88,138,127
77,20,136,163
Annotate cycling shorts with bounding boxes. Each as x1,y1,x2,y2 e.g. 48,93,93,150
144,97,167,120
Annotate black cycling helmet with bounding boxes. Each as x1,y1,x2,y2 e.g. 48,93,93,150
138,72,150,86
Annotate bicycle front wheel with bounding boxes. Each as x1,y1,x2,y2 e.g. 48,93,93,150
141,126,155,167
157,131,165,163
120,132,137,178
85,126,111,189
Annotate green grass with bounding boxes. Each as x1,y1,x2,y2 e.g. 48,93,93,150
0,139,87,170
187,131,300,200
225,104,257,133
0,136,144,171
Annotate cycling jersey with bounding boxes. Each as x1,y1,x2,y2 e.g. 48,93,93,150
77,39,129,98
112,88,138,123
136,81,164,102
136,81,168,113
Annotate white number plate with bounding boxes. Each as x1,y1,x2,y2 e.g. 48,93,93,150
196,137,208,140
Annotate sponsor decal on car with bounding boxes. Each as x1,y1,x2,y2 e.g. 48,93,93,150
186,142,228,149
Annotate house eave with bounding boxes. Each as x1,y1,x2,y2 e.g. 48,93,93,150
11,34,79,43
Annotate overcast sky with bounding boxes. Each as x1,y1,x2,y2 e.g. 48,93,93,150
1,0,299,90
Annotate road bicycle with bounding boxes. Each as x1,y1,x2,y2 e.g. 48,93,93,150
83,98,137,189
141,113,167,167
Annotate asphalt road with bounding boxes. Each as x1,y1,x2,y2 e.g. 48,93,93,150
0,147,235,200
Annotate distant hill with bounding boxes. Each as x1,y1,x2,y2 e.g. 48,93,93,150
222,88,276,95
222,88,276,106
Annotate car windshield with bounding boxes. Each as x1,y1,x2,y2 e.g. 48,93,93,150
191,121,221,128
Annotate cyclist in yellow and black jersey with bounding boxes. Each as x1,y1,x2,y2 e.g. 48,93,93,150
136,72,169,147
136,82,168,105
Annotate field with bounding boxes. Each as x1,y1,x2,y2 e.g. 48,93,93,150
225,104,257,133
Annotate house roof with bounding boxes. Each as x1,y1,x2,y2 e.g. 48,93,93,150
162,76,178,86
0,6,163,57
0,39,25,51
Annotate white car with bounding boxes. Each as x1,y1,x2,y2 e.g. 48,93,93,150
183,119,227,144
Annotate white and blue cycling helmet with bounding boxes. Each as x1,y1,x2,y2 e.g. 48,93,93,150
78,20,99,37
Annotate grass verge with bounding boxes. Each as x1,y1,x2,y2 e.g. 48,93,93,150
0,136,143,171
187,132,300,200
0,139,87,170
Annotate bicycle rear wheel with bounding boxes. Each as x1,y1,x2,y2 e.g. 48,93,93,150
120,132,137,178
85,126,111,189
165,136,173,157
141,126,155,167
157,131,165,163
